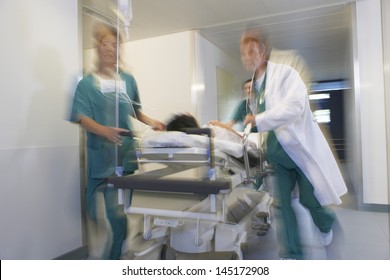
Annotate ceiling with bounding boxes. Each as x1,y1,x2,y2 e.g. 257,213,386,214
82,0,356,82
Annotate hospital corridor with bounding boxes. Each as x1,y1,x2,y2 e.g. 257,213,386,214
1,0,390,265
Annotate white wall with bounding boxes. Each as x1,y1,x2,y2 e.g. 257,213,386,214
124,31,195,123
345,4,360,201
193,33,247,125
124,31,247,125
382,0,390,208
0,0,82,259
353,0,389,205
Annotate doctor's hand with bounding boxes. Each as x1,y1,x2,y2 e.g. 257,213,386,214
244,114,256,128
151,120,166,131
208,120,223,126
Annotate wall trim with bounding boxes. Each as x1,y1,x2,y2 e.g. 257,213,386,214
54,246,89,260
358,203,390,213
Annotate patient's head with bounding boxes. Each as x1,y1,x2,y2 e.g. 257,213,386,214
166,113,199,132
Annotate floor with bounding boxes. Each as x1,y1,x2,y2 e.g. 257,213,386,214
244,192,390,260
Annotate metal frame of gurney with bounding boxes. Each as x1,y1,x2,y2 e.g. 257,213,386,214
108,128,273,259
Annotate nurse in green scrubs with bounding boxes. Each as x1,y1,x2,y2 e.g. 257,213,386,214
209,79,259,133
70,23,164,259
230,79,258,133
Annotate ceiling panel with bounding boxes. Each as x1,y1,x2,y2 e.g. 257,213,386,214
262,0,294,14
202,0,270,21
291,0,322,9
82,0,355,82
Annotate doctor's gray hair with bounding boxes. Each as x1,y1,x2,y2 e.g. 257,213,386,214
241,26,271,60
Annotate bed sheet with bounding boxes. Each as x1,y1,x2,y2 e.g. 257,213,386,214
142,131,259,158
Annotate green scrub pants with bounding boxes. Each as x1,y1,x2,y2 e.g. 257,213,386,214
267,133,335,259
87,178,128,260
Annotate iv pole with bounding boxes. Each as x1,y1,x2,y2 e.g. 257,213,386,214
114,0,120,176
112,0,132,177
108,0,133,207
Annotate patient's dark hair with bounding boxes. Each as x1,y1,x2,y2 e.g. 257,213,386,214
166,113,200,132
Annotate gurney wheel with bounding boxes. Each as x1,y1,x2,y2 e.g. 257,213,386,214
229,244,247,260
231,251,244,260
160,244,177,260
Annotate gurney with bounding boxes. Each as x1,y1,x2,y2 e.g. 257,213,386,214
108,127,273,260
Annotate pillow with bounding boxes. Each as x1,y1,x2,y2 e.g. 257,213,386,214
141,131,248,158
141,131,209,148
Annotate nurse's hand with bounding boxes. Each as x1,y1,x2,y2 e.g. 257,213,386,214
103,127,129,145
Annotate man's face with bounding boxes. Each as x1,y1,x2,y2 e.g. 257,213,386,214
243,81,252,96
240,40,263,72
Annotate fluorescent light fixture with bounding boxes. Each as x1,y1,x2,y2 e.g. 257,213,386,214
309,93,330,100
310,80,350,92
313,109,331,123
191,84,205,91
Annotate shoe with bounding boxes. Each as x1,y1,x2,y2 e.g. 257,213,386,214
256,211,269,218
318,229,333,246
252,221,270,230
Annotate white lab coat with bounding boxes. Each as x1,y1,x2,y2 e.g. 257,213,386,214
255,61,347,206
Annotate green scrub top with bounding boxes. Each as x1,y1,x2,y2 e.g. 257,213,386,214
70,71,141,179
231,99,258,132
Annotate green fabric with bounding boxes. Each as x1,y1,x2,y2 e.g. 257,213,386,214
71,72,140,178
271,161,335,259
231,100,258,132
71,71,140,259
258,94,296,167
87,178,130,260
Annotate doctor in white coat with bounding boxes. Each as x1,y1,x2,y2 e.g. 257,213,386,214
242,27,347,260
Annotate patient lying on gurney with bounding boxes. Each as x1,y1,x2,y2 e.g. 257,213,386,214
166,113,241,136
133,112,265,189
165,113,255,146
163,113,259,166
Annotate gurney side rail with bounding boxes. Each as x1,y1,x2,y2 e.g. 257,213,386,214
125,206,225,222
109,175,231,195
